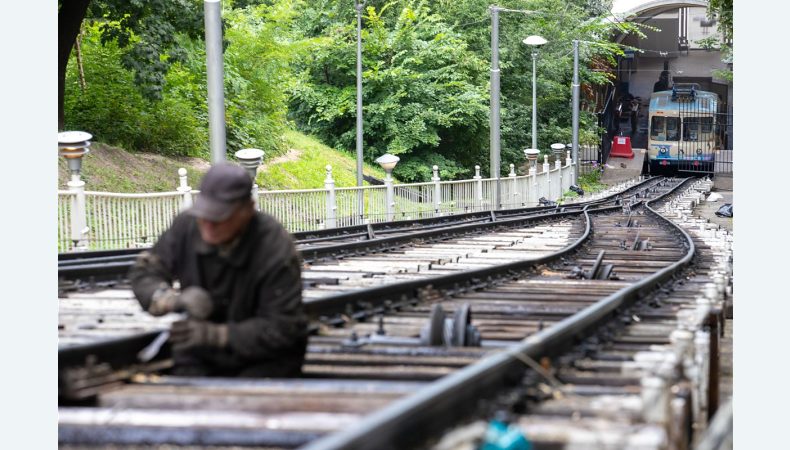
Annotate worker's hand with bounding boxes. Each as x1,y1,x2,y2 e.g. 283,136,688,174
176,286,213,320
147,285,213,319
147,284,180,316
169,319,228,352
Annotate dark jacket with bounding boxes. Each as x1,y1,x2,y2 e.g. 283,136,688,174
129,211,308,376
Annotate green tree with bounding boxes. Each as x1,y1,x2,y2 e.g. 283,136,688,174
707,0,732,82
291,0,639,180
64,0,308,157
58,0,204,129
290,1,490,182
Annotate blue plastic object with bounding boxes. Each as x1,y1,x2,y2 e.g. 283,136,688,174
479,420,532,450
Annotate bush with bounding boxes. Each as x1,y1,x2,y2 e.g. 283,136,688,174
64,25,208,157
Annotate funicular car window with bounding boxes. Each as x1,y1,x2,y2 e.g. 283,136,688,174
683,116,714,141
651,116,680,141
651,116,665,140
666,117,679,140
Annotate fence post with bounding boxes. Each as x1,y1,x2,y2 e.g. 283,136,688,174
385,170,395,221
324,165,337,228
524,149,539,207
508,163,518,208
68,175,88,251
566,150,574,186
432,165,442,215
375,153,400,222
177,168,193,210
551,143,564,202
473,165,483,210
543,155,552,201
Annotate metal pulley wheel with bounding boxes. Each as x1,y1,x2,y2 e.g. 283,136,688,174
420,303,481,347
419,304,446,346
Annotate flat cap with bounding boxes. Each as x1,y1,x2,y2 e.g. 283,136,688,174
189,163,252,221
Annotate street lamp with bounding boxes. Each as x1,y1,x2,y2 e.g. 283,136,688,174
354,0,366,219
59,131,92,250
235,148,264,209
523,148,540,173
571,40,580,183
523,35,547,151
58,131,92,177
489,6,537,211
375,153,399,221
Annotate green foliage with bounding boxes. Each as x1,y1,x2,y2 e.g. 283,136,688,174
577,167,606,193
87,0,204,101
289,1,490,182
65,0,307,158
64,0,644,190
221,0,310,155
290,0,640,182
64,25,207,156
706,0,732,82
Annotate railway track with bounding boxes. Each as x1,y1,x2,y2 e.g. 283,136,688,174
58,178,647,285
57,177,660,353
57,176,734,449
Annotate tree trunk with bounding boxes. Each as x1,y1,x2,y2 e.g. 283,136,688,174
75,25,87,91
58,0,91,130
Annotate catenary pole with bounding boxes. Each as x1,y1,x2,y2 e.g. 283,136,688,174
572,40,580,182
204,0,226,163
489,6,501,209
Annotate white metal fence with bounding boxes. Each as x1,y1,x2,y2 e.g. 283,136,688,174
58,156,578,252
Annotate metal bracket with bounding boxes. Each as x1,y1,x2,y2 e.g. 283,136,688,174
586,250,614,280
366,223,376,240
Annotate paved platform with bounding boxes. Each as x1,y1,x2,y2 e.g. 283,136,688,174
600,148,646,186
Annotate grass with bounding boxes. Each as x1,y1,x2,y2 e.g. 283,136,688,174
57,143,207,192
258,130,393,190
57,130,395,193
560,168,607,201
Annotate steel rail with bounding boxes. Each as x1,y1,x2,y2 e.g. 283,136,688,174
303,205,607,319
56,204,600,398
300,178,696,450
57,178,659,278
57,207,583,282
57,179,672,398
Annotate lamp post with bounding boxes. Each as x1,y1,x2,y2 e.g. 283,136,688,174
234,148,265,210
354,0,366,220
571,40,581,183
204,0,227,163
375,153,399,221
489,6,537,211
523,35,547,150
59,131,92,250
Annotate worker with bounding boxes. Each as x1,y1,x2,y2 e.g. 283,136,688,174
129,163,308,377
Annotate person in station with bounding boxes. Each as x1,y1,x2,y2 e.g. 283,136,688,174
129,162,308,377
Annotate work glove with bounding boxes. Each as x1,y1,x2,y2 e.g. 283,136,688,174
169,319,229,352
148,285,213,319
